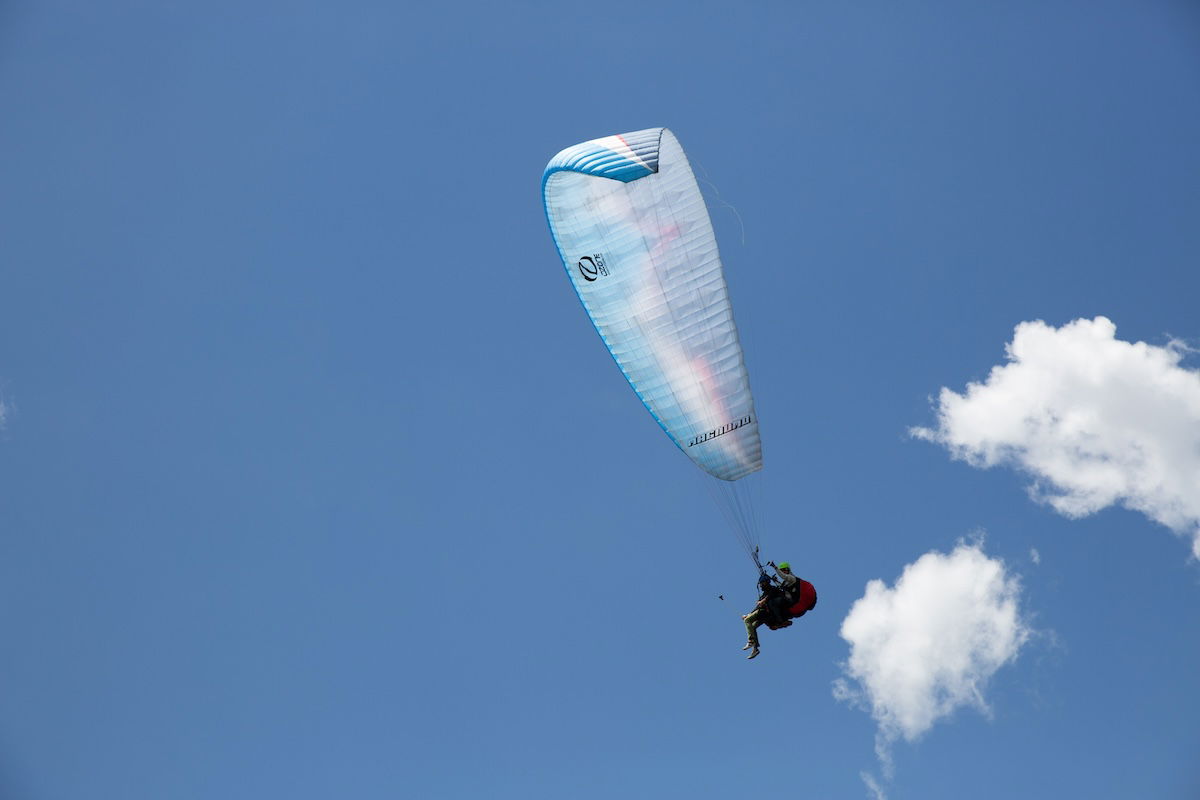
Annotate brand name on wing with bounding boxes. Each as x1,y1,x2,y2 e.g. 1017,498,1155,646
577,253,609,282
688,415,754,448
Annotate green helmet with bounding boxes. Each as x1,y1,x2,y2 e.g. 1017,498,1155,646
778,561,791,571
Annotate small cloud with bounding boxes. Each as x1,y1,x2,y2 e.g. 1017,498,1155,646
1030,548,1041,565
861,771,887,800
834,540,1030,777
912,317,1200,558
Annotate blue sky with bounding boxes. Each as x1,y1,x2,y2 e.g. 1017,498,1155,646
2,2,1199,798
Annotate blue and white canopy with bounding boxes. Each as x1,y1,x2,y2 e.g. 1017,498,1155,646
543,128,762,481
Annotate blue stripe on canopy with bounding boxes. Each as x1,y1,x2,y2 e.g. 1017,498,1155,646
543,128,662,184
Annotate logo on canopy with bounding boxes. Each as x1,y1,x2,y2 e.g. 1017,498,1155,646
577,254,609,282
688,415,754,448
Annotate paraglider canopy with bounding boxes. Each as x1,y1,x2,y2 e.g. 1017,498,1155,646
543,128,763,483
543,128,767,565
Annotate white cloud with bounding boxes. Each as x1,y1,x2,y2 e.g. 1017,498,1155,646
1029,548,1040,565
912,317,1200,558
861,771,887,800
834,540,1029,773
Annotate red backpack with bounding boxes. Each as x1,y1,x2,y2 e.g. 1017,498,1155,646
787,579,818,618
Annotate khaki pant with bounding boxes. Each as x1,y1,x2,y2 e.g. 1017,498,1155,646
743,608,768,648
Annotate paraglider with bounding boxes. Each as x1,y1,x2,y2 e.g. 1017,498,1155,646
741,561,817,659
542,128,813,658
